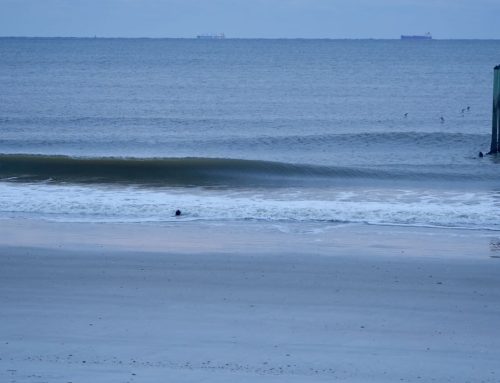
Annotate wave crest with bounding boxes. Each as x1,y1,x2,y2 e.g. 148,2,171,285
0,153,490,186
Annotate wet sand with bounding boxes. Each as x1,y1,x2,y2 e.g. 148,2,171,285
1,220,499,382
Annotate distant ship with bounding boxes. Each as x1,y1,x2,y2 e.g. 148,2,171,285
401,32,432,40
197,33,225,40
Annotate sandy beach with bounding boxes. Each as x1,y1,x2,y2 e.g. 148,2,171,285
1,220,499,382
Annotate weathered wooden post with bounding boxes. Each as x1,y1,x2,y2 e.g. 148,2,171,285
489,65,500,154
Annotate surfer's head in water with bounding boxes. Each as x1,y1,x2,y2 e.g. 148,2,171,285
175,209,182,216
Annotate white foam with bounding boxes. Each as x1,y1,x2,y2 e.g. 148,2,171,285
0,182,498,230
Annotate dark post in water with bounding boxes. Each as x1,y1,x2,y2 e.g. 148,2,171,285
490,65,500,154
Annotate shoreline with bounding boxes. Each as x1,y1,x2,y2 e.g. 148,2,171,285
0,218,498,259
1,219,499,382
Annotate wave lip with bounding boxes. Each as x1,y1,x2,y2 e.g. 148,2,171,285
0,154,376,186
0,153,492,186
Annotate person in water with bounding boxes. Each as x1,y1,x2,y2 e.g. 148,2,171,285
175,209,182,216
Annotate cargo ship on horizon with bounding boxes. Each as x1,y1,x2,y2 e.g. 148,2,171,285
401,32,432,40
197,33,225,40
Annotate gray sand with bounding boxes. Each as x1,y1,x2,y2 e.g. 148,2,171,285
0,220,500,382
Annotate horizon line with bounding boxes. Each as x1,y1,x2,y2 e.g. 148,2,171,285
1,35,500,41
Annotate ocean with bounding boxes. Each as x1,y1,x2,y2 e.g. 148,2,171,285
0,38,499,229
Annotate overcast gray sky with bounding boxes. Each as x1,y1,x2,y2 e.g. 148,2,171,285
1,0,499,39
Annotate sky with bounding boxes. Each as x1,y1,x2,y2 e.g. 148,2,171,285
0,0,499,39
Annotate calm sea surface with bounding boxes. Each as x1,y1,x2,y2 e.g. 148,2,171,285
0,38,499,229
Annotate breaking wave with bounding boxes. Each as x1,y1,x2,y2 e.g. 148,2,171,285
0,153,494,186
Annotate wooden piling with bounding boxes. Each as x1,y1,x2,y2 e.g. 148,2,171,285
490,65,500,154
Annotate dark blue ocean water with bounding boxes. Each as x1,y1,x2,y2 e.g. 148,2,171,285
0,38,499,228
